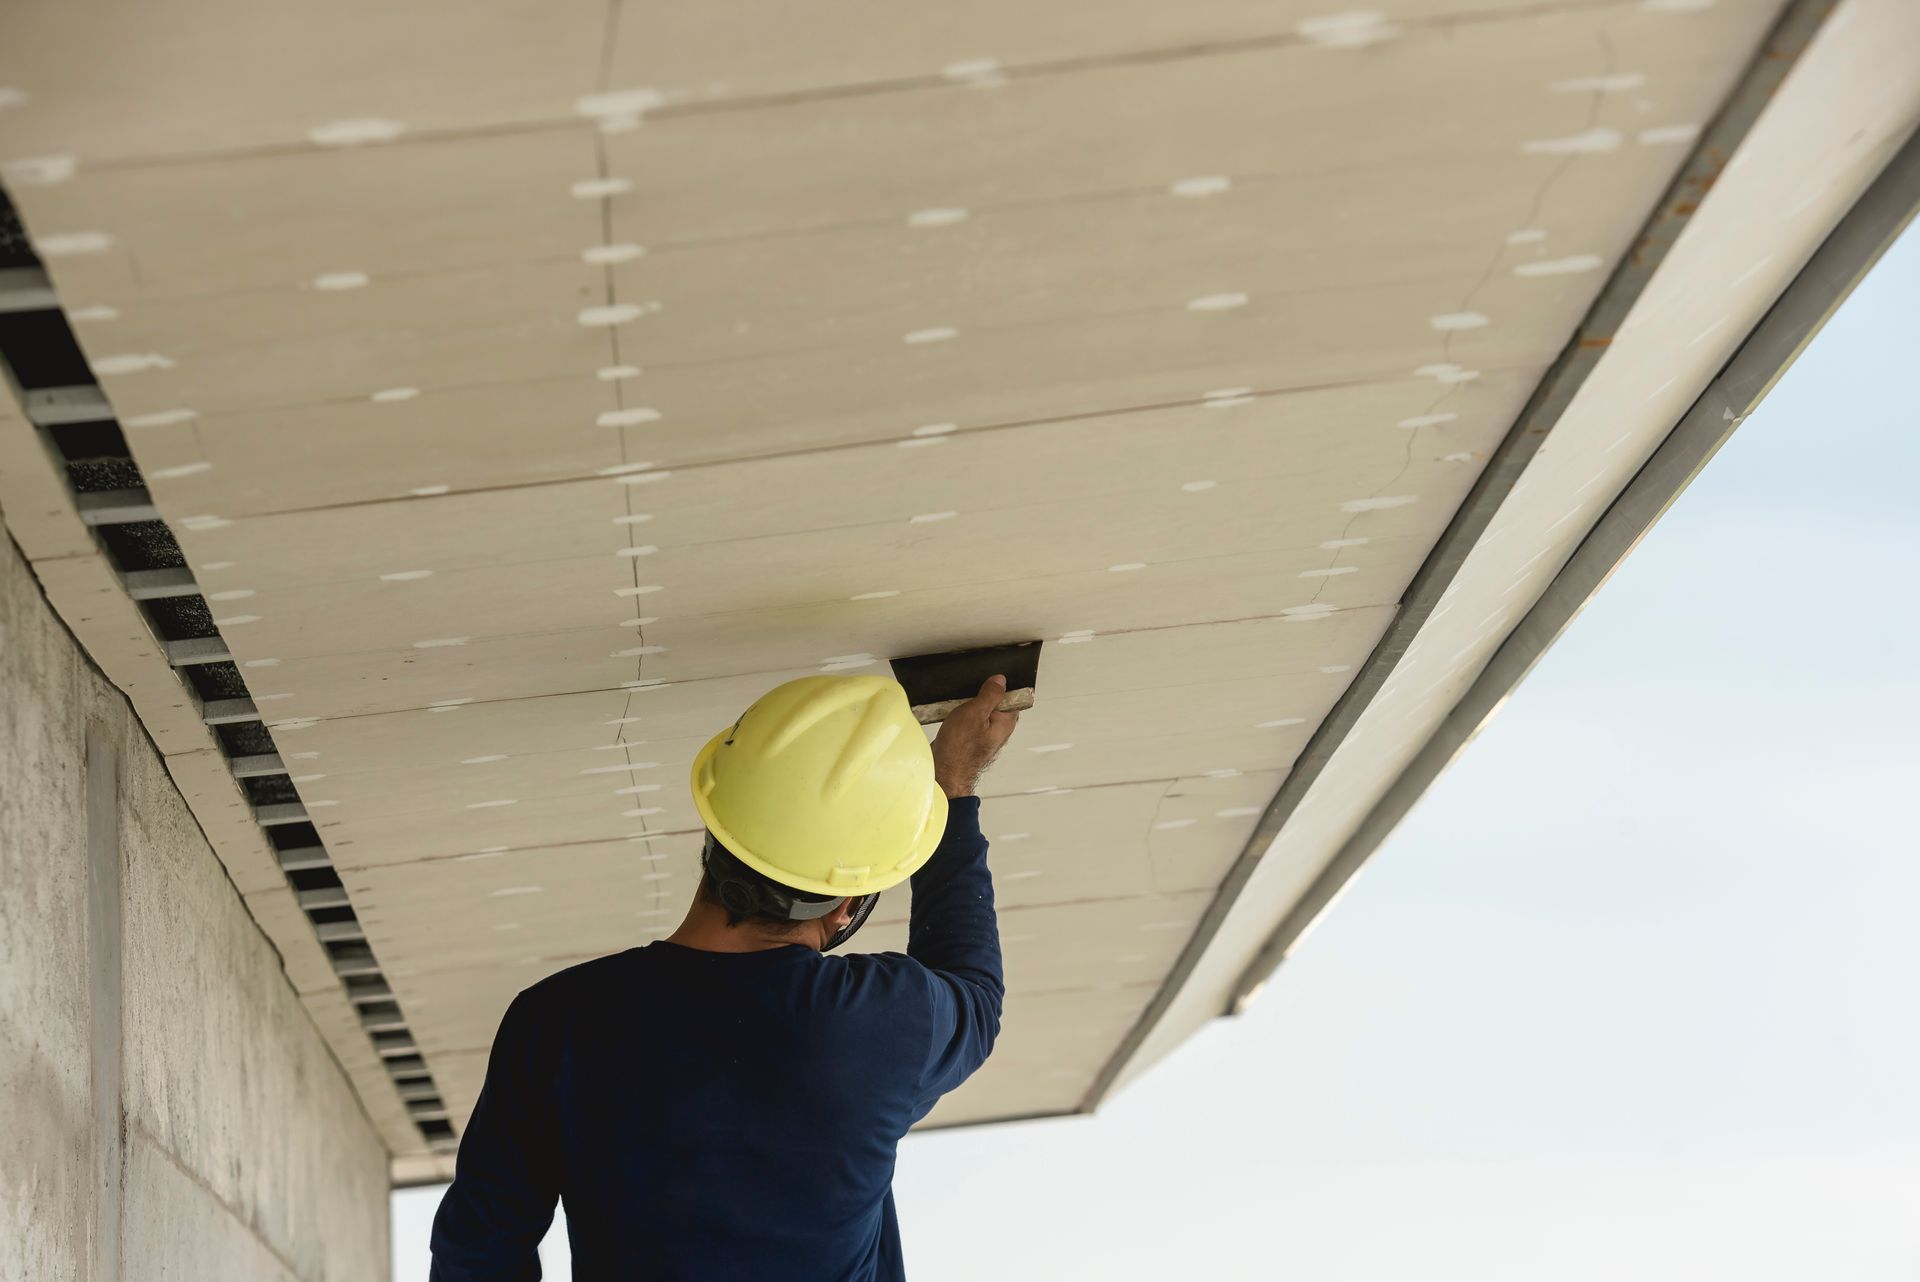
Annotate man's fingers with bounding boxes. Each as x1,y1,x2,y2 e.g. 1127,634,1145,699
971,674,1008,716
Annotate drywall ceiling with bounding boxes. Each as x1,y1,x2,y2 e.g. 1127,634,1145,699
0,0,1800,1168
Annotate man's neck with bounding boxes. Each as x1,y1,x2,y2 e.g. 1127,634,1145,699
666,897,819,953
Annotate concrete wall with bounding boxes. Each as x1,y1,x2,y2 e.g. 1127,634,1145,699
0,523,390,1282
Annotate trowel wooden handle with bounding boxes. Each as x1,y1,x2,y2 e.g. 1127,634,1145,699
910,687,1035,726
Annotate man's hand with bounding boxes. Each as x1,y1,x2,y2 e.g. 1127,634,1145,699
931,674,1020,799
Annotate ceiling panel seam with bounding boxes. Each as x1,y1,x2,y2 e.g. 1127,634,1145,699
64,0,1631,176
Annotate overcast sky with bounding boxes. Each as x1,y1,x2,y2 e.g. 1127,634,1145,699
395,223,1920,1281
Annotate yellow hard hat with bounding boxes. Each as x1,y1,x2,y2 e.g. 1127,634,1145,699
689,674,947,898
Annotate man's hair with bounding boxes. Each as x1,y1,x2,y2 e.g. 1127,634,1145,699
698,833,818,931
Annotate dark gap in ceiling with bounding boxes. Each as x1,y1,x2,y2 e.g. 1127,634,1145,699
266,821,322,852
216,721,278,757
183,660,248,701
95,520,186,572
288,866,344,893
0,311,91,388
242,774,300,807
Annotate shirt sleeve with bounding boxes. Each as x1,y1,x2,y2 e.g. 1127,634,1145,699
429,990,560,1282
906,795,1005,1112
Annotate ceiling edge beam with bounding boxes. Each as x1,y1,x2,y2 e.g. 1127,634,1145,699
1224,124,1920,1014
1076,0,1844,1117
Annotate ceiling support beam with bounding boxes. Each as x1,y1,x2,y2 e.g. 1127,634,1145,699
1078,0,1848,1115
1226,124,1920,1012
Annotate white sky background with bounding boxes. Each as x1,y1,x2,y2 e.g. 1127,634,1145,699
393,224,1920,1281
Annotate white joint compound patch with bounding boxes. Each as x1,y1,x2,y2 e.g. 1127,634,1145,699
1187,292,1249,312
907,208,969,228
311,271,369,291
4,154,76,185
1341,495,1416,512
1505,228,1548,245
583,243,645,264
578,304,645,327
1551,72,1648,93
1428,312,1489,331
1202,387,1255,408
380,568,435,583
146,461,212,481
1171,175,1231,198
1398,412,1457,429
34,231,114,257
576,88,666,119
93,353,175,376
904,326,958,344
1297,10,1403,48
371,387,419,403
308,118,403,147
598,365,643,381
1514,255,1604,277
598,408,663,428
941,58,1003,84
122,409,196,428
1637,123,1703,146
1414,363,1479,384
1522,127,1623,155
571,178,633,200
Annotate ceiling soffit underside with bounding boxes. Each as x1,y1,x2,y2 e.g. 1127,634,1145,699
0,0,1788,1164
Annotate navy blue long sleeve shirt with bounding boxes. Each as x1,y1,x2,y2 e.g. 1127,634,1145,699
430,796,1002,1282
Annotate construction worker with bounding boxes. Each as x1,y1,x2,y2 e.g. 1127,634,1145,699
430,672,1019,1282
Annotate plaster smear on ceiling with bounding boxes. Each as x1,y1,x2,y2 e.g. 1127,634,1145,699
0,0,1800,1167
